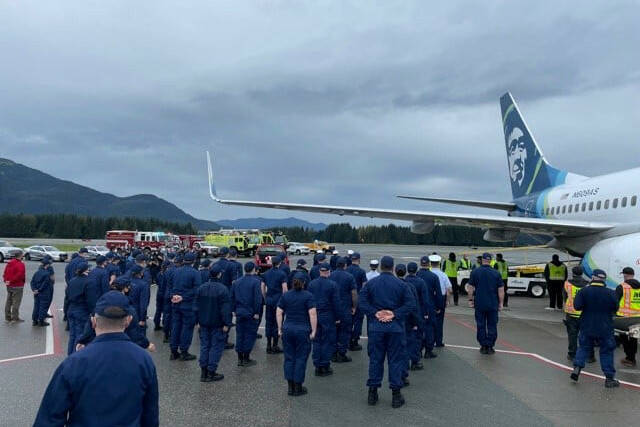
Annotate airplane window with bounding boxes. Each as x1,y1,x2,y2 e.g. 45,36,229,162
632,196,637,206
589,201,593,211
568,205,573,213
545,208,549,216
582,202,586,211
575,203,579,212
604,200,609,209
622,197,627,207
613,198,618,209
596,201,601,210
550,207,554,215
562,206,566,214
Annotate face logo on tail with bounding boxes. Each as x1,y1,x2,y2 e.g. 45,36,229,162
507,127,527,187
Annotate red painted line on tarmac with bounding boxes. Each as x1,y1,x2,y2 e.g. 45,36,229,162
446,313,525,352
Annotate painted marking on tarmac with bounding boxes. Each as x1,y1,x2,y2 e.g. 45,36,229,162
0,303,61,364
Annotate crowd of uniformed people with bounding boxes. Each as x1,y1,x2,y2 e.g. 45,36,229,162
0,244,636,425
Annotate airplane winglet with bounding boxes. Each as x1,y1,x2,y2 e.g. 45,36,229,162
206,151,221,202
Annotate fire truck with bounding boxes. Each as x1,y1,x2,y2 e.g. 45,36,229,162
105,230,180,252
178,234,220,257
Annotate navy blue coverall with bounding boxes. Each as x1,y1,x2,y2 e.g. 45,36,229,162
88,265,110,298
153,269,166,329
278,289,316,384
31,266,54,323
162,264,177,337
170,265,202,353
330,269,356,355
573,282,619,378
77,305,150,350
417,268,442,352
307,277,341,368
359,272,415,390
65,275,97,355
231,275,263,355
129,276,151,333
194,280,232,372
263,267,288,339
468,265,504,348
34,332,159,427
403,278,423,367
346,264,367,343
288,268,311,290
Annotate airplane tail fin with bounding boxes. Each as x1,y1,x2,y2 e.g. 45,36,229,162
500,93,570,199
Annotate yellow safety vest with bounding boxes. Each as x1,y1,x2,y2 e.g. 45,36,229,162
617,282,640,317
563,281,582,317
443,260,459,278
547,263,566,281
460,259,471,270
490,260,496,268
495,260,508,280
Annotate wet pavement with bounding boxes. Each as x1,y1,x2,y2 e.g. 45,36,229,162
1,248,639,426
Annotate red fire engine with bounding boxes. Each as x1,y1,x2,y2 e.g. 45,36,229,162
105,230,179,251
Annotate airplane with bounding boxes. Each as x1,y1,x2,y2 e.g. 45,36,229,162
207,92,640,288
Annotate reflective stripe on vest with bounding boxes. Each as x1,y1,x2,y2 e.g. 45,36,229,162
496,260,508,280
563,281,582,317
547,263,566,281
617,282,640,317
444,260,459,278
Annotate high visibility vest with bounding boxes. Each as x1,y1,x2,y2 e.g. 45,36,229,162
547,263,566,281
490,260,496,268
495,260,508,280
460,259,471,270
443,260,459,278
563,281,582,317
617,282,640,317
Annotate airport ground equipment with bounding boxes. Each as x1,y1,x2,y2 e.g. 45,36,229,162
105,230,180,252
254,244,289,273
458,264,547,298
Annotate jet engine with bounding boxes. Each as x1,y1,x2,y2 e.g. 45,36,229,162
483,228,519,242
411,221,435,234
581,233,640,288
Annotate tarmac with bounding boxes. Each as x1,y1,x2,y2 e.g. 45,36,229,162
2,247,640,427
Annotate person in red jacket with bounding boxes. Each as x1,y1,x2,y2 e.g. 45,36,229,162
4,252,26,323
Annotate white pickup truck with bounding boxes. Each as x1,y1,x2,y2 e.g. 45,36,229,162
457,264,547,298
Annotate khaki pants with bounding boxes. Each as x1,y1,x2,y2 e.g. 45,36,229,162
5,286,24,321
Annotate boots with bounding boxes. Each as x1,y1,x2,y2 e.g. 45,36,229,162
200,367,208,382
237,352,245,367
349,339,362,351
605,377,620,388
170,351,181,361
367,387,379,406
292,383,308,396
243,353,257,367
335,353,352,363
403,377,410,387
224,341,235,350
391,389,405,408
180,351,197,361
207,370,224,381
424,350,437,359
266,337,273,354
271,337,283,354
410,361,424,370
287,380,295,396
38,320,50,327
570,366,581,382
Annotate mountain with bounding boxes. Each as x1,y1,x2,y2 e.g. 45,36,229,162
216,217,327,231
0,158,219,230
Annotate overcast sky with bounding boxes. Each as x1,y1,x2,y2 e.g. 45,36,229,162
2,1,640,225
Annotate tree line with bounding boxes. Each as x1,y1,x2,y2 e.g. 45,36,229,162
0,213,198,239
269,223,550,247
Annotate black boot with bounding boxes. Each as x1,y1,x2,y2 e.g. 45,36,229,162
331,352,338,362
224,341,235,350
256,333,263,339
271,337,283,354
392,389,405,408
200,367,208,382
335,353,352,363
424,350,438,359
403,377,410,387
32,320,38,326
170,351,180,361
315,367,324,376
410,361,424,371
349,340,362,351
266,337,273,354
287,380,295,396
570,366,581,382
605,377,620,388
244,352,257,367
324,365,334,376
237,352,245,367
207,370,224,381
293,383,308,396
163,335,170,343
367,387,379,406
153,325,163,331
180,351,197,361
38,320,50,327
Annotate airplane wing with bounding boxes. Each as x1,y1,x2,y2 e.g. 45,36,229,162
207,152,614,237
396,195,516,211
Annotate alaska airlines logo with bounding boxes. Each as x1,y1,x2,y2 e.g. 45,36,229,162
507,127,527,187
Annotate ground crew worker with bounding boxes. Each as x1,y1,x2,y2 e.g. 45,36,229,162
277,277,318,397
544,254,567,310
405,262,426,368
169,252,202,361
429,255,451,347
460,254,472,270
396,264,423,378
359,256,415,408
31,256,54,327
347,253,367,351
330,257,357,363
366,259,380,281
194,263,232,382
614,266,640,367
34,291,159,427
494,254,509,309
65,261,96,355
4,251,25,323
129,265,151,335
442,253,461,305
199,258,212,283
88,255,110,298
307,263,340,377
289,259,310,290
563,266,594,362
468,253,504,354
263,256,288,354
231,261,263,367
474,255,483,270
310,253,327,280
416,256,441,358
570,269,620,388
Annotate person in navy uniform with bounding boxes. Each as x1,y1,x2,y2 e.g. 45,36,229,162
34,291,159,427
65,260,97,355
330,257,357,363
88,255,110,299
169,252,202,361
31,256,55,327
199,258,212,283
416,256,441,359
231,261,263,367
105,252,121,283
153,260,170,331
194,263,232,382
309,253,327,280
400,263,424,371
223,249,243,350
307,263,341,377
288,259,311,290
330,250,340,271
467,253,505,355
346,252,368,351
129,264,151,336
263,256,289,354
359,255,415,408
277,276,318,396
570,269,621,388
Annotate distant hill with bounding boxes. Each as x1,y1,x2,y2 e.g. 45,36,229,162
0,158,219,230
216,217,327,231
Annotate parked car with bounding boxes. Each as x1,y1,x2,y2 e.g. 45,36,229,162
24,245,68,262
0,240,23,263
255,244,289,273
287,242,310,255
82,245,110,260
193,242,220,257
